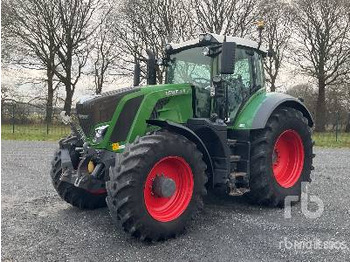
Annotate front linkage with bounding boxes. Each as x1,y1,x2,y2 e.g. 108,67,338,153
55,112,113,200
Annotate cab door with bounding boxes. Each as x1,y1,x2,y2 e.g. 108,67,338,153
225,48,264,123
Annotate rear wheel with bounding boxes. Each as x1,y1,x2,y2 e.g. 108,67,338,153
246,107,314,207
106,131,207,241
50,144,107,209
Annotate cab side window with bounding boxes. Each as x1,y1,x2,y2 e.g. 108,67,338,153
227,48,253,119
232,57,251,90
254,52,265,89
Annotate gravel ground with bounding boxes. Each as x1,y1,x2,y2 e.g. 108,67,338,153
1,140,350,262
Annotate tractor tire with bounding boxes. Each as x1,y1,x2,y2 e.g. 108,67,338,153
50,148,107,209
106,131,207,241
246,107,314,207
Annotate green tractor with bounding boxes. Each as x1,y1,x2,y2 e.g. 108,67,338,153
51,33,314,241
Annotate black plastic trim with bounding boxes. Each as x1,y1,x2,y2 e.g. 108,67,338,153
110,95,144,142
76,87,140,136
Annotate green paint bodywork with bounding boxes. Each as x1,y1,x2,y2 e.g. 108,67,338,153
88,83,193,152
85,83,274,152
231,88,267,129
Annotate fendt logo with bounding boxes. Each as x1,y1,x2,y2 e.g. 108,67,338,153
165,89,188,96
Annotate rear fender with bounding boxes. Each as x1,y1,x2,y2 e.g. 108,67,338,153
233,91,314,130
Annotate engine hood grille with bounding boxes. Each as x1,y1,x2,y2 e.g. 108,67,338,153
76,86,140,136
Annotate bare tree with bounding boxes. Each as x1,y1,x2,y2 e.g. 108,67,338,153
191,0,259,37
52,0,102,114
292,0,350,131
4,0,60,122
1,85,13,106
346,113,350,132
326,84,349,130
346,82,350,132
286,83,318,116
1,0,14,62
338,79,350,132
113,0,196,83
91,7,121,94
259,0,295,92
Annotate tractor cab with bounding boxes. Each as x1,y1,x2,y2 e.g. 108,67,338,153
164,33,266,122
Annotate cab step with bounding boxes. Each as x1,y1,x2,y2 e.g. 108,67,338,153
227,186,250,196
230,172,247,179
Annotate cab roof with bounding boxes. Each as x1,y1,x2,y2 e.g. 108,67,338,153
169,33,268,54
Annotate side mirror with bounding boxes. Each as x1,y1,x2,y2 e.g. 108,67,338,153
220,42,236,74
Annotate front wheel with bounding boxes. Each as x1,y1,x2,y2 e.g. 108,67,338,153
106,131,207,241
246,107,314,207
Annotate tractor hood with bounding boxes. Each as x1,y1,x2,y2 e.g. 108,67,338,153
76,86,140,136
75,83,193,151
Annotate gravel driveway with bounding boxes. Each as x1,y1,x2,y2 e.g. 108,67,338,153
1,140,350,261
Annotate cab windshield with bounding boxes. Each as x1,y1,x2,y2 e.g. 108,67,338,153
165,44,265,120
166,47,216,88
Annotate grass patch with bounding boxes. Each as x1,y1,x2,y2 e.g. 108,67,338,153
1,124,350,148
313,132,350,148
1,124,70,141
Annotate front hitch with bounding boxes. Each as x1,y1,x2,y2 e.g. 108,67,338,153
60,147,105,190
59,141,115,194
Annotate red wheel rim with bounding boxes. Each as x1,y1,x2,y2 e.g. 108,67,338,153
87,188,106,196
143,156,194,222
272,129,304,188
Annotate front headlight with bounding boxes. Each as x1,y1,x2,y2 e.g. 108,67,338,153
93,125,109,143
